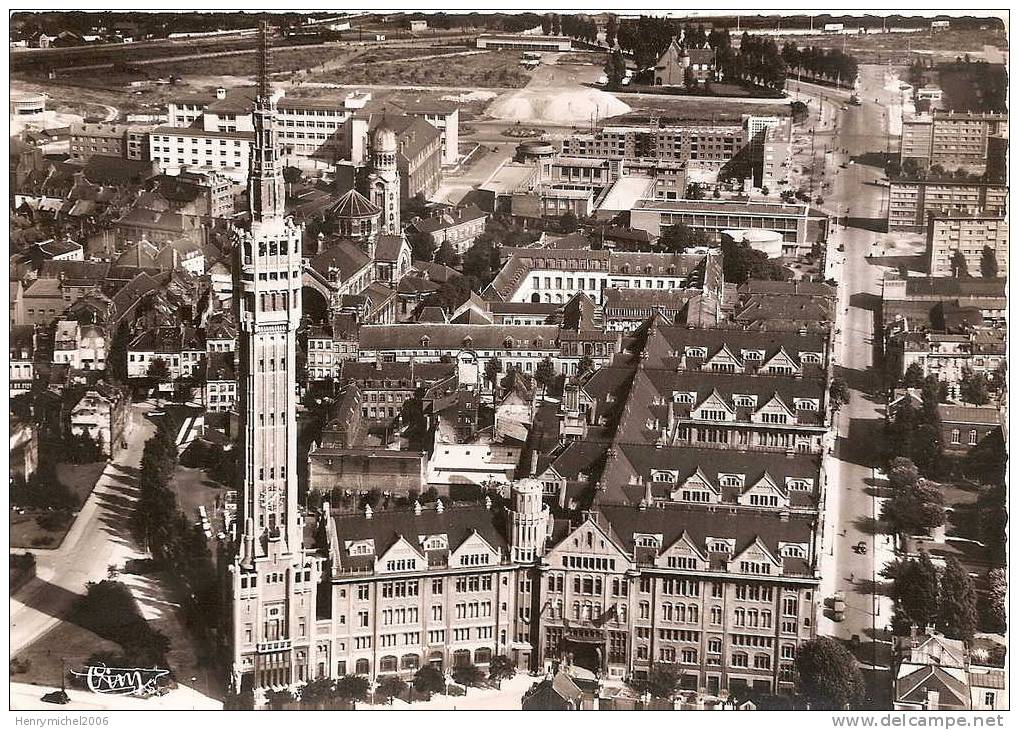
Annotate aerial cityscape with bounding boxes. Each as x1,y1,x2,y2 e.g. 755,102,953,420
8,10,1008,717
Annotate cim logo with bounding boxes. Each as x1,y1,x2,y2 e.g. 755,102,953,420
71,665,170,696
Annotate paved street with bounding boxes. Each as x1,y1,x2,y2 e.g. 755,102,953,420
10,681,221,711
809,66,907,678
10,403,155,657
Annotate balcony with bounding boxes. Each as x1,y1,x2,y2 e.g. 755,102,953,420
256,639,292,653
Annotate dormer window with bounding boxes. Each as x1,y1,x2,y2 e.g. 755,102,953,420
673,391,695,404
800,352,821,364
652,470,676,483
635,535,660,549
742,349,764,361
732,395,757,408
794,398,819,411
708,540,732,554
420,335,430,347
718,474,744,488
503,337,514,349
786,478,813,491
781,544,806,559
685,347,707,358
462,335,473,348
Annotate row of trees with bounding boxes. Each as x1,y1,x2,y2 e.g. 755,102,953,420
266,658,515,709
781,43,859,86
539,13,599,43
885,551,983,642
128,423,221,633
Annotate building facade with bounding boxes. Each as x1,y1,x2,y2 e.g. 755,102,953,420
925,213,1007,277
888,180,1008,232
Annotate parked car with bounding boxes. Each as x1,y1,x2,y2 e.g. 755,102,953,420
832,591,846,622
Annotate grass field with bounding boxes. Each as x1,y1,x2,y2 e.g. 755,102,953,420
11,620,122,687
10,462,106,550
309,50,530,89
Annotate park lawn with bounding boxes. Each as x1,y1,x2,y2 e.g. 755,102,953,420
10,461,107,550
11,621,121,688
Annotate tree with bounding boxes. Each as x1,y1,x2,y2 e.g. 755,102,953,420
605,14,619,47
558,210,579,234
413,665,446,698
950,249,969,278
646,663,681,699
883,481,945,535
500,365,518,393
980,246,999,278
828,378,850,411
959,366,990,406
147,357,170,383
604,49,626,88
488,655,516,686
264,688,293,710
902,362,925,388
534,357,555,398
577,355,595,378
461,238,500,288
453,662,485,688
887,457,920,491
334,674,370,704
408,229,436,262
484,357,503,395
938,557,978,642
794,637,865,710
980,568,1006,634
433,240,461,268
659,222,710,254
376,674,407,704
890,551,940,633
720,238,789,283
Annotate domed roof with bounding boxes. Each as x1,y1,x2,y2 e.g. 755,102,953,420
373,125,398,153
327,188,381,220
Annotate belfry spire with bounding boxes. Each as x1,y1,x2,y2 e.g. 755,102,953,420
248,20,285,223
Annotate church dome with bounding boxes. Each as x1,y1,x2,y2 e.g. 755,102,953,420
373,126,398,154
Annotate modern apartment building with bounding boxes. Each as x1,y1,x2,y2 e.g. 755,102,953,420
69,121,156,162
888,179,1008,232
899,111,1008,172
925,213,1007,277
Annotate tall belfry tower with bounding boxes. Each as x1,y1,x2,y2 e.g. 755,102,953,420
229,21,321,696
367,125,401,236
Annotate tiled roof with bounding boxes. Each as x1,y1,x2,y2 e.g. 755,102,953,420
82,156,156,187
308,240,371,282
359,323,560,352
339,360,455,385
374,234,407,263
411,204,487,235
596,503,816,576
328,504,509,571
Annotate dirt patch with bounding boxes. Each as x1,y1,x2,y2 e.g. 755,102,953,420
488,87,631,124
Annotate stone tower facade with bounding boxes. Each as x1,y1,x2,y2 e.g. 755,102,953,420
229,21,322,696
368,125,400,236
507,478,551,564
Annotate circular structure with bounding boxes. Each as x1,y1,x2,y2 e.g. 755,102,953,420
722,228,786,259
373,126,397,154
326,188,380,244
515,139,556,163
10,92,45,117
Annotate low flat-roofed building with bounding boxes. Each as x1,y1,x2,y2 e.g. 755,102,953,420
630,198,815,252
476,34,571,51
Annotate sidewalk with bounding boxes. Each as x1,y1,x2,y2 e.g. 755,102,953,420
10,681,221,711
357,673,536,711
